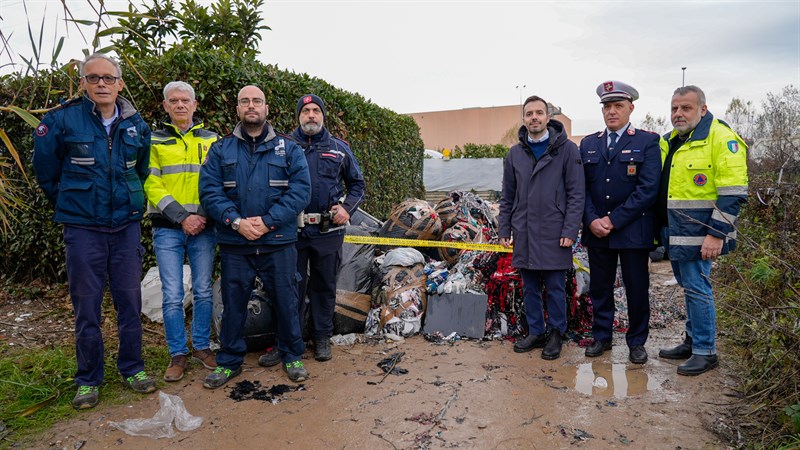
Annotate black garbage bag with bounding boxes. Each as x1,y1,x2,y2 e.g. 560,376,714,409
338,225,378,293
212,277,276,352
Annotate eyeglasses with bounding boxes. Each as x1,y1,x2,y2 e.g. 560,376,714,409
238,98,265,107
83,74,119,84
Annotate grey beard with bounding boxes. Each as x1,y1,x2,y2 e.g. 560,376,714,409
301,122,323,135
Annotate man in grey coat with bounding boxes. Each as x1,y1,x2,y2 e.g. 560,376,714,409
499,95,585,360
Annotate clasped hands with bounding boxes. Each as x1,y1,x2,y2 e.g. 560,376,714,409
237,216,271,241
589,216,615,238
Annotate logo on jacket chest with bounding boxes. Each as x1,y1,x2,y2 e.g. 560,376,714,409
275,139,286,156
693,173,708,186
320,148,345,159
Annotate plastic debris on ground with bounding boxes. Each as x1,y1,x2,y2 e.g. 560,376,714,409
229,380,306,403
474,251,527,339
330,333,359,346
422,331,460,345
378,199,442,241
364,248,427,337
109,391,202,439
377,352,408,375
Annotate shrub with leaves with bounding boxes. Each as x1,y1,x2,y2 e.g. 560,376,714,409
715,174,800,446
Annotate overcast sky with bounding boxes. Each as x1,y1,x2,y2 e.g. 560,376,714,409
2,0,798,135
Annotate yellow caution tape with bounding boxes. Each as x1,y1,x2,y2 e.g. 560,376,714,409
343,234,512,252
343,234,590,272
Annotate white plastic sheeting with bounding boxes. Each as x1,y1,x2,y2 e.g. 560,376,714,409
423,158,503,192
141,265,193,323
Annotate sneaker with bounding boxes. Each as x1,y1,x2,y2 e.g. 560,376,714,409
283,360,309,383
192,349,218,369
203,366,242,389
72,385,99,410
314,339,332,362
164,355,187,382
121,371,156,394
258,347,281,367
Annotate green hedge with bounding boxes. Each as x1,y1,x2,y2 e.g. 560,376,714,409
0,47,424,282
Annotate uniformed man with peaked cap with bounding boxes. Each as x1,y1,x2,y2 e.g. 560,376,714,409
580,80,662,364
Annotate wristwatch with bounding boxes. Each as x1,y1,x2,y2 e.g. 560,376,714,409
231,218,241,231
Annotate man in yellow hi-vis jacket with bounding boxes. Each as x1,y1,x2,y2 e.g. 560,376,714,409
655,85,748,376
144,81,220,382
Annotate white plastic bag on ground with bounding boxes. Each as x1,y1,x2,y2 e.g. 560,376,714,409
140,265,193,323
109,391,203,439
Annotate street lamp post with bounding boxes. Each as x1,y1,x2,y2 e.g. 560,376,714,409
515,84,526,105
681,67,687,87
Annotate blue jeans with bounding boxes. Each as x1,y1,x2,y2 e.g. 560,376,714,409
520,269,567,335
671,259,716,355
218,246,305,369
64,224,144,386
153,227,216,356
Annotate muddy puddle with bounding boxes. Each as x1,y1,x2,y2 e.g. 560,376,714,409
550,362,664,398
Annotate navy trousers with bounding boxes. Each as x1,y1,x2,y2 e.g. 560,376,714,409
296,234,343,341
64,224,145,386
218,246,305,368
587,247,651,347
520,269,567,336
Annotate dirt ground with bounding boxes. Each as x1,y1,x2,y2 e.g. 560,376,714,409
7,261,740,449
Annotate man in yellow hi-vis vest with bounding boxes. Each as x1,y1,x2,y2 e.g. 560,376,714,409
144,81,220,382
656,85,748,376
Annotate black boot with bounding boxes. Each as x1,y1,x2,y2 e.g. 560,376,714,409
585,340,612,357
514,333,547,353
314,339,332,362
677,354,718,376
658,335,693,360
541,330,562,360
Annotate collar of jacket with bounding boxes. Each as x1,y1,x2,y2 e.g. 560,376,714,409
232,121,277,144
82,93,138,122
291,126,331,147
668,111,714,143
517,119,567,150
161,119,205,137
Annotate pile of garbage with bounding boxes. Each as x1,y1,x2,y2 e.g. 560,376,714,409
174,190,680,348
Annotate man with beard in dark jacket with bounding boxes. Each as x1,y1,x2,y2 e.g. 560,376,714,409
263,94,365,365
499,95,585,360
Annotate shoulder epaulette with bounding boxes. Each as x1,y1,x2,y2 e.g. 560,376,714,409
47,96,82,113
193,128,219,138
716,118,734,131
331,135,350,147
639,128,660,135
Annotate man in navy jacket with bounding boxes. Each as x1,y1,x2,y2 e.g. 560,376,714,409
200,85,311,386
580,81,662,364
33,53,155,409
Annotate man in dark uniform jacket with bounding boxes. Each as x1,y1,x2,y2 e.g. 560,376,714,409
282,94,365,363
580,81,662,364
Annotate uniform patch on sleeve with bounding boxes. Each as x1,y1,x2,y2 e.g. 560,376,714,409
693,173,708,186
35,124,48,137
727,140,739,153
